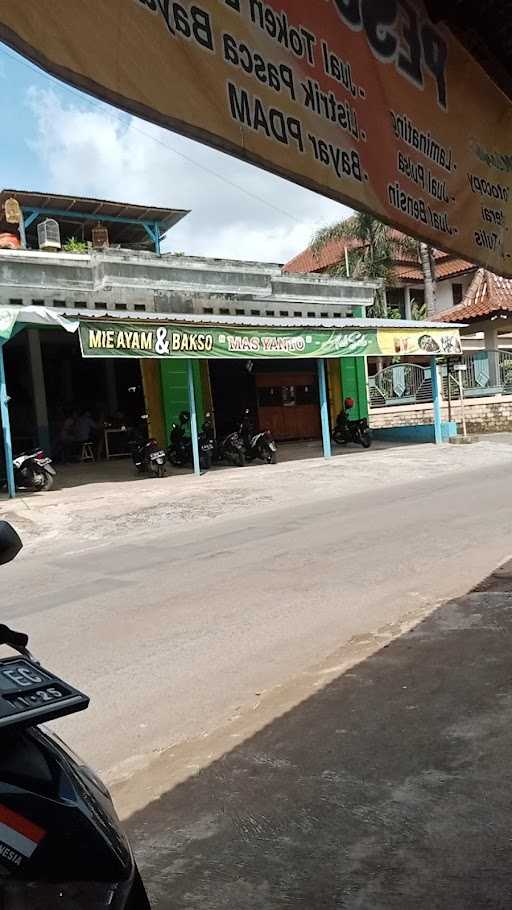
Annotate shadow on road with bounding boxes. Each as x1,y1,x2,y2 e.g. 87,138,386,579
126,588,512,909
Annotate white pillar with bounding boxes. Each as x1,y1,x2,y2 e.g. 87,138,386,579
27,329,50,453
484,324,500,388
404,287,412,321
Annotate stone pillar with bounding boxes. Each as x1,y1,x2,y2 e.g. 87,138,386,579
27,329,50,453
484,324,500,388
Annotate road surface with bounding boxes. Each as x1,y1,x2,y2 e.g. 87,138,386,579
2,454,512,782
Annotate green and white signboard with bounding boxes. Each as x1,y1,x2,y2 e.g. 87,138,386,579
79,321,462,360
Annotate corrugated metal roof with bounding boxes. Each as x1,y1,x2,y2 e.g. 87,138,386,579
60,307,466,331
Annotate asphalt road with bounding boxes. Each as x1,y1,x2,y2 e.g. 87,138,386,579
2,459,512,778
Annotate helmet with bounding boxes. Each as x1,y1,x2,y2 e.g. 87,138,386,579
344,397,354,410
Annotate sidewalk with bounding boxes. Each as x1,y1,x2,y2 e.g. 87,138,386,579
2,437,512,552
121,562,512,909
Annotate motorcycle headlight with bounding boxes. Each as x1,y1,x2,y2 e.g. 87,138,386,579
2,880,130,909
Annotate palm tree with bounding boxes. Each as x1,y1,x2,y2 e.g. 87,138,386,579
312,213,437,318
312,212,392,316
418,242,437,317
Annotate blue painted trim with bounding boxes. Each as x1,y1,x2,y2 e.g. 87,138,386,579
23,210,40,230
22,206,166,230
430,357,443,445
0,344,15,498
317,359,332,458
154,222,161,256
187,359,201,476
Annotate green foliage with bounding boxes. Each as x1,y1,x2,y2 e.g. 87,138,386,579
63,236,88,253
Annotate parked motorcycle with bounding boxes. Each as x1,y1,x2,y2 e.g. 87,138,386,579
130,416,166,477
167,411,214,471
0,520,152,907
213,419,246,468
333,399,372,449
7,450,56,492
239,409,278,464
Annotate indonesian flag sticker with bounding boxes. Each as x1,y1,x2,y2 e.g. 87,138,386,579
0,804,46,867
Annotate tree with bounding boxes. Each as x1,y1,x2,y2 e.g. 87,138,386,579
312,213,437,318
312,212,392,316
418,242,437,317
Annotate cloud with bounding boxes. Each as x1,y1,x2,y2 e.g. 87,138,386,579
26,87,350,263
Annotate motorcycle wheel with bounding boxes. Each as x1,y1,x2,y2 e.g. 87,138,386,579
235,450,246,467
33,467,53,491
260,444,277,465
200,450,213,471
333,432,348,446
360,431,372,449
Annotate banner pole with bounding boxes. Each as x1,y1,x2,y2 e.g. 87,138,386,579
0,343,16,497
317,359,332,459
187,359,201,476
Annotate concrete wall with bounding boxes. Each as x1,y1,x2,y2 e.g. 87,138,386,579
0,249,377,319
370,395,512,434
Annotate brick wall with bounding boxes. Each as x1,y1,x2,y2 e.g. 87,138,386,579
370,396,512,434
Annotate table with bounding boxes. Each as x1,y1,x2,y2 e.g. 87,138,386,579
104,428,132,460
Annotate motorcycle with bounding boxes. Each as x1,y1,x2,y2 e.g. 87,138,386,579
239,409,278,464
167,411,215,471
0,520,152,908
7,450,56,492
333,399,372,449
130,416,166,478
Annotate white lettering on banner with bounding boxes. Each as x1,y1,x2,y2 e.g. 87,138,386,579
155,327,170,355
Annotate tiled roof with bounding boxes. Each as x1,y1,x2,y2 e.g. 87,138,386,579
284,230,476,284
393,258,475,282
438,269,512,323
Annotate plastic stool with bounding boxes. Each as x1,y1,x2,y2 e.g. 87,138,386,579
81,443,95,462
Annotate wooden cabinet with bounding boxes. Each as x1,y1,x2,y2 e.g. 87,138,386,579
256,372,321,441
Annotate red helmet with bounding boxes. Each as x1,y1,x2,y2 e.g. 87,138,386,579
344,397,354,409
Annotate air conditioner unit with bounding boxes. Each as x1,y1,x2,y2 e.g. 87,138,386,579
37,219,61,252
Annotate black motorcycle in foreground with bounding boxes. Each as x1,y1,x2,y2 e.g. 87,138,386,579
8,450,56,492
239,409,278,464
333,399,372,449
167,411,214,471
0,521,151,908
130,416,166,477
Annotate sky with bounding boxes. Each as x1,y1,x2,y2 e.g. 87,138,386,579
0,46,351,264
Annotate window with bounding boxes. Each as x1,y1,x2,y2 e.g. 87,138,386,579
202,307,213,314
219,308,230,315
235,309,244,316
134,304,146,312
251,309,261,316
53,300,66,308
293,311,302,318
115,303,127,310
279,310,289,317
386,287,406,318
452,283,464,306
320,312,329,318
266,310,275,317
32,299,44,307
307,312,315,318
8,298,22,306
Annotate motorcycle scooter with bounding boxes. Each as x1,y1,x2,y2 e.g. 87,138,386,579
0,520,151,908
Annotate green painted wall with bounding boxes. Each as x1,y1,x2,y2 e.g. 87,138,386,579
160,359,204,443
340,358,369,420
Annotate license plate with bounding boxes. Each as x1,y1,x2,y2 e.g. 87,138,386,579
150,451,165,461
0,659,89,730
35,458,52,466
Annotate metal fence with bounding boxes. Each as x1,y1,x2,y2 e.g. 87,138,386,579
369,351,512,408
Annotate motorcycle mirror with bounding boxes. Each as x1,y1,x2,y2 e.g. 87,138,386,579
0,522,22,566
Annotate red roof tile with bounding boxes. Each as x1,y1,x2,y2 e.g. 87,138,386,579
284,229,475,283
438,270,512,322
